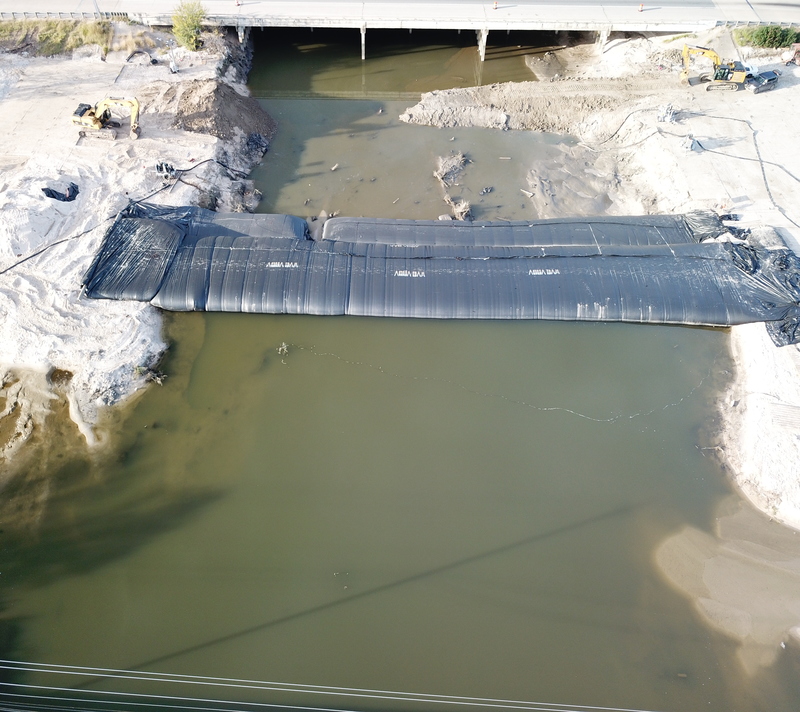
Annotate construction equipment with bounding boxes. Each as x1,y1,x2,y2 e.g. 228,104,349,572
783,43,800,66
680,44,754,91
72,97,141,140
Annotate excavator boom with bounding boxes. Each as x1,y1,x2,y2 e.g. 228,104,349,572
680,44,722,81
72,96,141,140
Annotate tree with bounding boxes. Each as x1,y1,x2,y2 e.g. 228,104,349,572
172,1,205,51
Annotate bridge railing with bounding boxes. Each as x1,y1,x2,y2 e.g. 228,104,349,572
0,11,129,20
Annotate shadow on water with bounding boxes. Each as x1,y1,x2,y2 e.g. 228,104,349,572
0,605,23,678
88,502,641,676
249,28,597,99
0,313,222,592
0,468,222,590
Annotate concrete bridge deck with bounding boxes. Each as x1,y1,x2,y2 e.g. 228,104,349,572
3,0,800,29
2,1,799,60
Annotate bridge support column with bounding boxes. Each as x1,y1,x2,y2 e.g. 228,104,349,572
361,23,366,60
237,25,250,45
477,28,489,62
596,28,609,49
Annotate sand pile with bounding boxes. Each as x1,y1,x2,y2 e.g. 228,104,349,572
401,80,632,134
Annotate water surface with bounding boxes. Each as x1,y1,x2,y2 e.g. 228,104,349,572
2,27,798,712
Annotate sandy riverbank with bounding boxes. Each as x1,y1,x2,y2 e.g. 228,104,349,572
656,495,800,674
0,25,275,485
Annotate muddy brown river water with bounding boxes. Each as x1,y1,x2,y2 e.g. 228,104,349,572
2,28,799,712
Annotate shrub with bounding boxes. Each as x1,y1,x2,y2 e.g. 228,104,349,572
736,25,799,48
754,25,798,47
73,20,112,53
172,1,206,51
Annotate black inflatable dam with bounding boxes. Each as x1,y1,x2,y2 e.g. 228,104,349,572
82,204,800,345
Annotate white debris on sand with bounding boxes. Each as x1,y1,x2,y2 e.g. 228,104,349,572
0,30,275,469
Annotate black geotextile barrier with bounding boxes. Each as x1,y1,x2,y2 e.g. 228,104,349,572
82,204,800,345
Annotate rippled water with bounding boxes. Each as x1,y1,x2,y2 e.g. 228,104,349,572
1,28,798,712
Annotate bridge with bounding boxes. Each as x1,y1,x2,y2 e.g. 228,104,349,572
2,1,799,60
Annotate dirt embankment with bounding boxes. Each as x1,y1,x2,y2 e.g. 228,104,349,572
0,25,278,526
137,73,277,211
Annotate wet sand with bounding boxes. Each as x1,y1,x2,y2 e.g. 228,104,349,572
656,494,800,675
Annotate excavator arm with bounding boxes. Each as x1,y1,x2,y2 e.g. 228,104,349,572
72,96,140,140
680,44,722,81
680,44,757,91
95,97,141,139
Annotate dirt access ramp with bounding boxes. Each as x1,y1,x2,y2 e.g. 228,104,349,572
401,76,680,134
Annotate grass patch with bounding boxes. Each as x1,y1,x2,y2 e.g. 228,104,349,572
734,25,799,48
0,20,112,56
111,31,156,55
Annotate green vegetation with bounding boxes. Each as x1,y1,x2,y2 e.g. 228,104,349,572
734,25,799,48
0,20,112,56
172,1,206,51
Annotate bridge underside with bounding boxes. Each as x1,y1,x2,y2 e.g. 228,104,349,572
1,4,740,61
4,2,788,60
144,11,718,61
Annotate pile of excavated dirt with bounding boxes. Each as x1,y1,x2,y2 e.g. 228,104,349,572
172,78,277,144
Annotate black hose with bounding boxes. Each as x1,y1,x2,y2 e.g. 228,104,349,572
585,107,800,231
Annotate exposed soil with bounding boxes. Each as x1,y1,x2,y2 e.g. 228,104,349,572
172,79,277,143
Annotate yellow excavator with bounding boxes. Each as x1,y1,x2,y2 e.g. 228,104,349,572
72,97,141,140
680,45,754,91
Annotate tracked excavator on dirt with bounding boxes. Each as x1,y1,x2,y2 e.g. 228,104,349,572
72,97,141,140
680,44,755,91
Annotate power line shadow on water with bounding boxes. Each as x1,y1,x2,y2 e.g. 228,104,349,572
0,503,650,711
94,502,642,677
